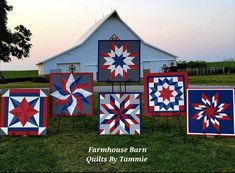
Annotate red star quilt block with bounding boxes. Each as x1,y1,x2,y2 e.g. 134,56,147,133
99,93,141,135
144,72,188,116
0,89,48,136
98,40,140,82
187,89,235,136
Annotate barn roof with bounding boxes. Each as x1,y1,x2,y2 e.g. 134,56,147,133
37,10,177,65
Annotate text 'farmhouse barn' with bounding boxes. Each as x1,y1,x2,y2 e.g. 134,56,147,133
37,11,177,79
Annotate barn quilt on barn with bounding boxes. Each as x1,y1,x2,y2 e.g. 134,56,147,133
0,89,48,136
99,93,141,135
98,40,140,82
187,89,235,136
144,72,188,116
50,73,94,116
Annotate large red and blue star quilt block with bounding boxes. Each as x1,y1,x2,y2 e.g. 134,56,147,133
0,89,48,136
187,89,235,136
99,93,141,135
144,72,188,116
98,40,140,82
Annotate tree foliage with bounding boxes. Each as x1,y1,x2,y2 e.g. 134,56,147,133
0,0,32,62
177,60,207,69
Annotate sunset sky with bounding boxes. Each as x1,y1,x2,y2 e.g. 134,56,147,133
1,0,234,70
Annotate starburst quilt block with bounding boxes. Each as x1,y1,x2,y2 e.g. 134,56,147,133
0,89,48,136
144,72,188,116
98,40,140,82
99,93,141,135
187,89,235,136
50,73,94,116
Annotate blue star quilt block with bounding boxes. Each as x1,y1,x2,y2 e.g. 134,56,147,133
187,89,235,136
99,93,141,135
144,72,188,116
0,89,48,136
50,73,94,116
98,40,140,82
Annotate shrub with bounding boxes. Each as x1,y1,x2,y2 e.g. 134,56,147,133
177,61,188,69
177,60,207,69
32,76,48,83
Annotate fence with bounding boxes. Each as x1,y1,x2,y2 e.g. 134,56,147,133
178,67,235,76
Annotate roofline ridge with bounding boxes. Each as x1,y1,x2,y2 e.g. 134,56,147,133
37,10,177,65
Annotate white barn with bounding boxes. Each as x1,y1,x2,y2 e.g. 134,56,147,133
37,10,177,79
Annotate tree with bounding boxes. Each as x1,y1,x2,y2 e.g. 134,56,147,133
0,0,32,63
177,61,188,69
177,60,207,69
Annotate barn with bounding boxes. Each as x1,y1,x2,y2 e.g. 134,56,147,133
37,10,177,80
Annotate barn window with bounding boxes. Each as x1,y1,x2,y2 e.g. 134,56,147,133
57,63,80,72
50,69,62,73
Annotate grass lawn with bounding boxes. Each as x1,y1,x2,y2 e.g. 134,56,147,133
207,61,235,68
0,70,235,171
0,95,234,172
1,70,38,79
0,81,49,89
189,74,235,86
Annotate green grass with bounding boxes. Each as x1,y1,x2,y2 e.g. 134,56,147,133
0,95,234,172
0,81,49,89
189,74,235,86
207,61,235,68
0,71,234,171
1,70,38,79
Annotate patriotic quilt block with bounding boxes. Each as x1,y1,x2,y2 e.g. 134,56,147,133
144,72,188,116
187,89,235,136
50,73,94,116
99,93,141,135
0,89,48,136
98,40,140,82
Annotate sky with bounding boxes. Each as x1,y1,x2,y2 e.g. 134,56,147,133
1,0,235,70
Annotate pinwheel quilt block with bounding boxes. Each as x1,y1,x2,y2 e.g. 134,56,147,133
0,89,48,136
98,40,140,82
187,89,235,136
50,73,94,116
144,72,188,116
99,93,141,135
